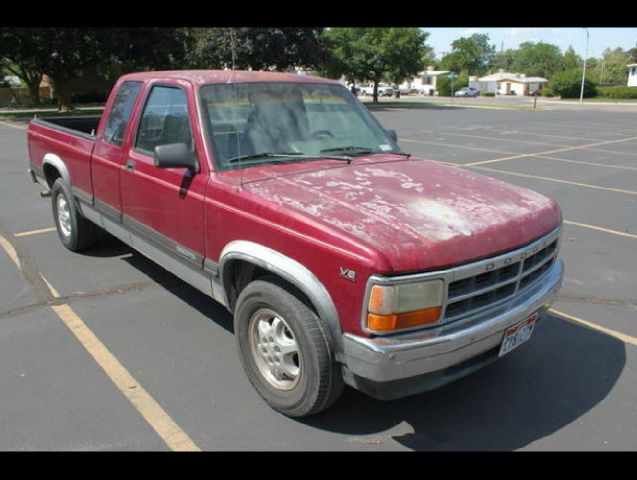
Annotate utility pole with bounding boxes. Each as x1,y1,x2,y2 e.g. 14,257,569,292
579,27,589,104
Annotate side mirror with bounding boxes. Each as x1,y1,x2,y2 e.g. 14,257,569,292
154,143,199,174
386,129,398,143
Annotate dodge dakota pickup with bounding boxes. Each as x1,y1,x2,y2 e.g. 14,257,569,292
27,70,564,417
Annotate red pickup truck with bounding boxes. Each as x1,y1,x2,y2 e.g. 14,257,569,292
27,70,564,417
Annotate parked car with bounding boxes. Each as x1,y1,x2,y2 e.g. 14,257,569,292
359,83,394,97
397,86,419,95
454,87,481,97
27,70,564,417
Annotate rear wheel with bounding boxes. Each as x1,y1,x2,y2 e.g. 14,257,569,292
51,178,95,252
234,279,344,417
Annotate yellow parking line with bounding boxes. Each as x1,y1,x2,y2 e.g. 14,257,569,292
550,308,637,346
536,156,637,172
0,233,21,269
563,220,637,239
50,303,201,451
445,131,570,148
401,138,516,155
0,232,200,451
14,227,57,238
585,147,637,157
529,121,637,137
466,165,637,196
39,273,61,298
482,127,608,143
461,135,637,167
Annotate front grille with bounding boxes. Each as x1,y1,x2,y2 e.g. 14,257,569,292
444,237,559,322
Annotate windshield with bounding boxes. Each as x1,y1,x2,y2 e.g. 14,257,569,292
199,82,399,170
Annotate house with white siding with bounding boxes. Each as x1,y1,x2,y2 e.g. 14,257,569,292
400,66,450,95
472,70,548,96
628,64,637,87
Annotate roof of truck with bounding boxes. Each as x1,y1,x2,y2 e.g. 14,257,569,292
119,70,338,86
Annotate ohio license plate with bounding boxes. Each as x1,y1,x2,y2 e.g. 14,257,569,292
499,313,538,357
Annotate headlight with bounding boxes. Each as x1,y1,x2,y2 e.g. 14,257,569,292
366,280,444,333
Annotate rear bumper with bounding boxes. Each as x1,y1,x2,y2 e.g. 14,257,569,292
341,259,564,400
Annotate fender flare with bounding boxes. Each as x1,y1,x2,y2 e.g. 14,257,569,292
42,153,71,187
219,240,344,357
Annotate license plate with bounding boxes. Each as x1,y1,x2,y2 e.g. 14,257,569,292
499,313,538,357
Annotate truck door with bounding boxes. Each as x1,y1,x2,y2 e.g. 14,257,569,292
92,80,143,217
120,82,208,268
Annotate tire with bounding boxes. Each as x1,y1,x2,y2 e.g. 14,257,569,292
51,178,96,252
234,278,344,417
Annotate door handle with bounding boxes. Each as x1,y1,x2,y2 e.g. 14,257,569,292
126,159,135,171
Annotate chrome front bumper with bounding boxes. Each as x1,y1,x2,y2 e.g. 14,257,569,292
342,259,564,399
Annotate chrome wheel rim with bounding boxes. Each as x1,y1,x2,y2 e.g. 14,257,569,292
56,195,72,238
249,308,301,391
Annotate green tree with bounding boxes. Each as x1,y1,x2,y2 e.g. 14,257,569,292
563,46,582,71
549,68,597,98
325,28,430,103
591,48,632,85
441,34,495,76
184,28,329,72
511,42,565,78
493,49,517,72
0,28,188,110
0,28,48,105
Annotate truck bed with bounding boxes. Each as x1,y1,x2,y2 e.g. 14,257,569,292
28,116,101,198
34,116,101,137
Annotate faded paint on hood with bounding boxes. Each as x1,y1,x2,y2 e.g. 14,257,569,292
221,156,561,273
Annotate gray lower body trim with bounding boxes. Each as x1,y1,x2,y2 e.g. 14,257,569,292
79,202,226,307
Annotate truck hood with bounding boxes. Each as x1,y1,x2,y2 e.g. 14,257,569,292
234,157,562,273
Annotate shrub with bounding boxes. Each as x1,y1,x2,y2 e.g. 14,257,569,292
481,92,495,97
437,72,469,96
548,69,597,98
542,86,555,97
597,86,637,99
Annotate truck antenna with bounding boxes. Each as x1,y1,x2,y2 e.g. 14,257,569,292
230,28,243,188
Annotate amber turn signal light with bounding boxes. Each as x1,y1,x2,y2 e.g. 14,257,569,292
367,306,442,332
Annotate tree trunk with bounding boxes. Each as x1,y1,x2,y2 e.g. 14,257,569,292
373,81,379,104
27,75,42,106
50,75,74,112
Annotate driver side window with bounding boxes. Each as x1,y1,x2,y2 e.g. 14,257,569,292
135,86,193,155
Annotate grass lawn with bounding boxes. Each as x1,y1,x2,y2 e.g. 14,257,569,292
558,97,637,103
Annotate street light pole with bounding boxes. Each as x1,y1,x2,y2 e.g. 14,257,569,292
579,28,589,104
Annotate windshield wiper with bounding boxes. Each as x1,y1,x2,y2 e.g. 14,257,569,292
322,146,412,159
227,151,353,164
320,146,375,155
227,152,303,163
393,151,412,158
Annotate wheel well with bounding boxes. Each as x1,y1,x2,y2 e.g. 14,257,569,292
223,259,318,317
42,163,62,188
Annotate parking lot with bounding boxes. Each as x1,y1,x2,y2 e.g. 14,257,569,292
1,103,636,451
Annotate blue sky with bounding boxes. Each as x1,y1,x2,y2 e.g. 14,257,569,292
423,28,637,59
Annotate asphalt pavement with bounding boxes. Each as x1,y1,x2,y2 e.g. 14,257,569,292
0,103,636,451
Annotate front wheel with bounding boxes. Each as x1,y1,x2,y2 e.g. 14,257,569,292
234,279,344,417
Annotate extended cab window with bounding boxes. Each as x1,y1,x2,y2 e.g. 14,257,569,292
135,86,193,155
103,81,142,146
